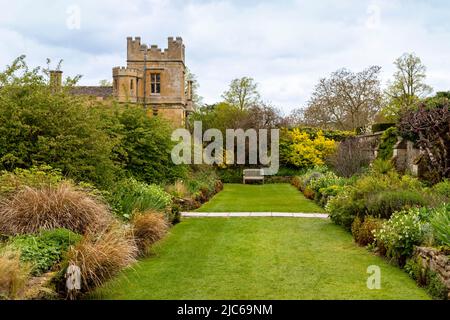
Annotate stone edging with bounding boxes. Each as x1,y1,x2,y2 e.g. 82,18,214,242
181,212,329,219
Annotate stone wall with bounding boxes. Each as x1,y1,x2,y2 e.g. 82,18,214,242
351,133,423,177
112,36,192,128
392,138,421,176
349,133,382,161
414,246,450,299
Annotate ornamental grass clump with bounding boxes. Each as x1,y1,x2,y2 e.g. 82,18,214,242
131,211,170,256
0,248,31,299
429,204,450,247
66,224,138,291
0,182,113,235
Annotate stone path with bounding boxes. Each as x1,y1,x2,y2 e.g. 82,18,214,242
181,212,329,219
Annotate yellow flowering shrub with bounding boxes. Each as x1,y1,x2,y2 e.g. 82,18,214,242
284,129,336,168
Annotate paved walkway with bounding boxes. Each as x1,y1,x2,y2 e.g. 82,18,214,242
181,212,329,219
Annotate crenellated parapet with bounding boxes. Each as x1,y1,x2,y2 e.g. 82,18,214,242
112,66,143,78
113,36,190,127
127,36,185,62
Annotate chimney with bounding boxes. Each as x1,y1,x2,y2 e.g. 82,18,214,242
49,70,63,90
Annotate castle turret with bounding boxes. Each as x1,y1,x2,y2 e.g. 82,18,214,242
113,36,190,127
112,67,143,103
126,36,185,63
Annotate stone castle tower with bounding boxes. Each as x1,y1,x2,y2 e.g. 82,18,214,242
113,37,193,126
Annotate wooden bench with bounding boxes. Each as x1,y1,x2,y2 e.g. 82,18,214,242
243,169,264,184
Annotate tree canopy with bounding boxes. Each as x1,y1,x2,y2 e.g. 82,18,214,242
303,66,383,131
383,53,432,121
222,77,261,110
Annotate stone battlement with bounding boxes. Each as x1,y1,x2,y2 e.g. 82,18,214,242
127,36,185,62
112,66,143,77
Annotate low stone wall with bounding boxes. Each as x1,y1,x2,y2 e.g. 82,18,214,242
351,133,382,161
415,246,450,299
393,138,422,176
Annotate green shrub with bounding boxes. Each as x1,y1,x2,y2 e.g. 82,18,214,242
371,159,394,174
291,176,302,189
165,180,189,198
113,105,187,185
307,171,347,206
366,190,428,219
317,185,344,207
9,229,82,276
297,167,328,191
404,256,426,285
308,171,341,193
376,127,398,160
275,167,307,177
107,178,172,220
374,208,424,265
303,187,315,200
433,180,450,199
216,167,242,183
169,203,182,225
372,123,396,133
186,166,220,198
326,190,365,229
0,166,63,197
0,57,120,188
429,204,450,247
327,171,426,229
351,216,362,243
426,270,448,300
351,216,384,246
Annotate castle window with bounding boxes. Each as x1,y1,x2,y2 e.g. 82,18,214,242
130,79,134,91
150,73,161,94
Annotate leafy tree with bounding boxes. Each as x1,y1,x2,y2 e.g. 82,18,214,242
222,77,261,110
0,56,120,188
398,95,450,182
185,67,203,109
304,66,382,130
113,105,186,184
383,53,432,121
189,101,284,134
99,79,112,87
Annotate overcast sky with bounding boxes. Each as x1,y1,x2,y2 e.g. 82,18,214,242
1,0,449,113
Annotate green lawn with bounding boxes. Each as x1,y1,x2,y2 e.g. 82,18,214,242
196,183,324,213
95,218,429,300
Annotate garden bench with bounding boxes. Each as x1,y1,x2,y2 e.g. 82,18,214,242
243,169,264,184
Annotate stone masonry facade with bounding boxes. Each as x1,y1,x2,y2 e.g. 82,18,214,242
112,37,193,127
53,36,193,128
